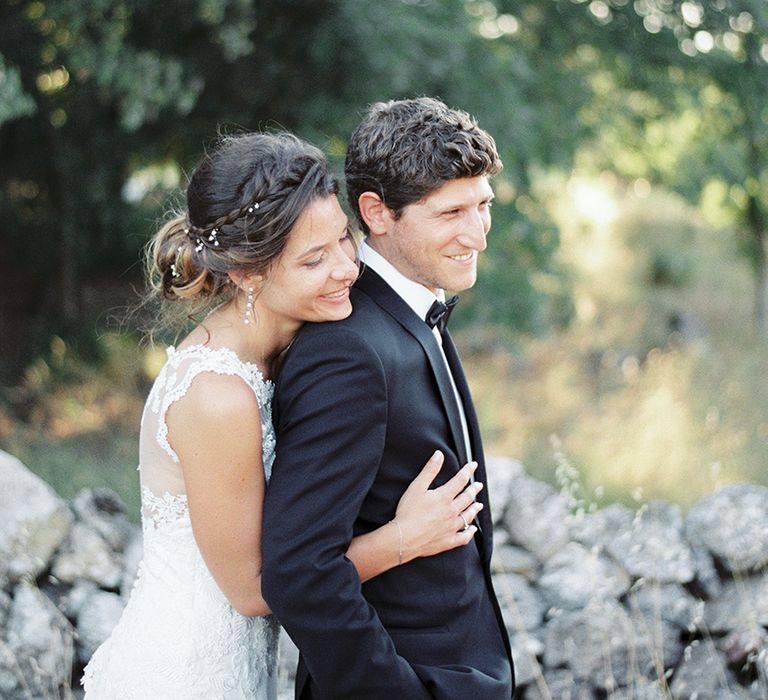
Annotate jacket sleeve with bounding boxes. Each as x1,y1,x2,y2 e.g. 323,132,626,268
261,327,431,699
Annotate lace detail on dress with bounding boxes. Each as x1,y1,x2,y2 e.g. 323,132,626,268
82,343,279,700
140,486,189,530
147,344,273,465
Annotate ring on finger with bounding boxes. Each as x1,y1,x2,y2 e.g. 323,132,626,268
459,513,470,531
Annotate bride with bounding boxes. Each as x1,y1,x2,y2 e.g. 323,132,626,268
81,132,484,699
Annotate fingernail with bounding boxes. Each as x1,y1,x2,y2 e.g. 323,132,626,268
469,461,478,470
433,450,442,459
475,482,484,492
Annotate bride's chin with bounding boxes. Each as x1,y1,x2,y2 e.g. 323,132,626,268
317,302,353,322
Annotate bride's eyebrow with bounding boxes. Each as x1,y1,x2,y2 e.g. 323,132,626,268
299,244,325,258
296,222,349,259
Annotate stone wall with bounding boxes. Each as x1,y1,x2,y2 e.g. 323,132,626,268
1,449,767,699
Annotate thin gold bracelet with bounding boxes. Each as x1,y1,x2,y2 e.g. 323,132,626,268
390,518,404,565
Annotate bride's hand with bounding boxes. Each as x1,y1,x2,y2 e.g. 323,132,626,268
394,450,483,562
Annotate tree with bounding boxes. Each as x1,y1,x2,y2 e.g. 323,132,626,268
513,0,768,331
1,0,581,382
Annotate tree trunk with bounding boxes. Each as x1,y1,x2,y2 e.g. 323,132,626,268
747,194,767,336
43,105,80,324
59,227,79,324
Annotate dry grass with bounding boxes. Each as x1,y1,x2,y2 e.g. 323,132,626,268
463,178,768,508
2,179,767,518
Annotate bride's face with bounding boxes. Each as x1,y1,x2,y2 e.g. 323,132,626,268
256,195,358,326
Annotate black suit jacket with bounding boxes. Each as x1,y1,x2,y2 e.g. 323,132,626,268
262,268,514,699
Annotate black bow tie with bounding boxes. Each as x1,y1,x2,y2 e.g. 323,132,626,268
425,295,459,333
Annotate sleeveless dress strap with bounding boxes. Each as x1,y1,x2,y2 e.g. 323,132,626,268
148,345,272,463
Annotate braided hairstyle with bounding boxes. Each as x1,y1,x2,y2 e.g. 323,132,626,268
145,132,338,333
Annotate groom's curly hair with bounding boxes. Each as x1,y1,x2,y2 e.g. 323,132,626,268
344,97,502,235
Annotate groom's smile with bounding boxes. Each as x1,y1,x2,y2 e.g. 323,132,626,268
380,175,494,294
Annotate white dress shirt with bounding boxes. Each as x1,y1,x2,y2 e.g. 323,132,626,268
359,241,473,462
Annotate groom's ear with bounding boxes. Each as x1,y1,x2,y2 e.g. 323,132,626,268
357,192,395,238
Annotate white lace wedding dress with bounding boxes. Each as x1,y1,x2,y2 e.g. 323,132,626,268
82,345,280,700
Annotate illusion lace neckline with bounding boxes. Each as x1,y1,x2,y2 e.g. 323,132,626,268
167,343,273,386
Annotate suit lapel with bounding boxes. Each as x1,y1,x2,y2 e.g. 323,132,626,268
355,268,469,466
442,331,494,543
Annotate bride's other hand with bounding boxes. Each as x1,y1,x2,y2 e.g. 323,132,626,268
395,450,483,562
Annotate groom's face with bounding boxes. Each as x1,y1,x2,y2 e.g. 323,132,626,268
386,176,494,294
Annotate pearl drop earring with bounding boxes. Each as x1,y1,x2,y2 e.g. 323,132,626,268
244,287,254,325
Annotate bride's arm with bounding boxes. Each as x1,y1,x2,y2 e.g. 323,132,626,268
169,372,271,617
345,451,484,583
170,376,482,614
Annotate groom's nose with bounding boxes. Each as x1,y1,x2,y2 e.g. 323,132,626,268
460,209,489,252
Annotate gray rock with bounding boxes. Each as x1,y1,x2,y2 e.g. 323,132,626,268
714,685,766,700
543,598,680,691
504,473,570,561
493,526,510,548
690,545,723,600
484,456,523,524
491,542,539,579
525,668,594,699
1,582,74,700
538,541,630,611
0,588,11,629
669,640,731,699
685,483,768,572
609,681,670,699
570,501,635,553
492,572,547,634
72,487,137,552
757,646,768,694
6,448,768,699
704,575,768,633
626,581,703,631
508,636,544,688
76,589,126,663
0,450,73,584
606,500,695,584
59,579,100,620
628,612,685,680
719,626,767,670
51,521,123,589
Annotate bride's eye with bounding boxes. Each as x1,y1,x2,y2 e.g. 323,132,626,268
304,253,326,268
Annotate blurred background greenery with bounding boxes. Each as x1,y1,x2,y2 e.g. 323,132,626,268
1,0,766,519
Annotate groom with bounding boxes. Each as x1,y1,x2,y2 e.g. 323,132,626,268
262,97,515,699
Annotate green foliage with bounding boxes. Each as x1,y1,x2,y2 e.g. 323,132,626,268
0,53,35,125
0,0,574,382
2,0,767,382
2,0,768,509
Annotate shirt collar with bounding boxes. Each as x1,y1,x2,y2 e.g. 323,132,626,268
358,240,444,322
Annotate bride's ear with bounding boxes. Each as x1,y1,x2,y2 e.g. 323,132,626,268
228,270,263,291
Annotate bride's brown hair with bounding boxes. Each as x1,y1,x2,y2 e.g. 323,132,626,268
143,131,338,336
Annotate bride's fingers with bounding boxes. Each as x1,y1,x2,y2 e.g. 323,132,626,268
439,461,478,498
454,524,478,545
455,502,483,532
406,450,445,493
453,481,483,512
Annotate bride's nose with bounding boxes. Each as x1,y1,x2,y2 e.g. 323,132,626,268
331,248,359,281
